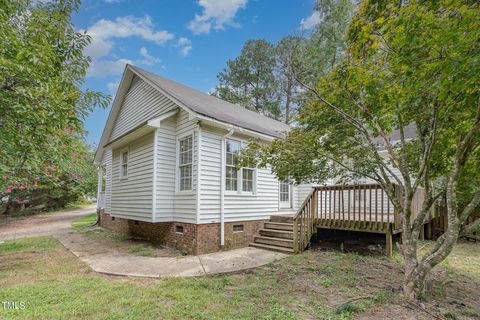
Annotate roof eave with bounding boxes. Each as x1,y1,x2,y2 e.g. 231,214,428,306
192,114,284,141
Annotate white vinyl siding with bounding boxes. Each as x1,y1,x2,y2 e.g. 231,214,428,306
103,149,113,214
154,117,176,221
111,134,154,220
110,76,177,141
173,110,197,223
153,109,197,223
120,150,128,179
198,126,298,224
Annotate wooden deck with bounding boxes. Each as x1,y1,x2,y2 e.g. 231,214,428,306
292,183,445,256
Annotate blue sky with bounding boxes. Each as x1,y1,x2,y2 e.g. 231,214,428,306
74,0,320,146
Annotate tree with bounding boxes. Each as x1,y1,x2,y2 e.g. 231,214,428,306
214,39,281,120
275,36,304,123
297,0,355,87
214,1,355,123
0,0,108,210
252,0,480,300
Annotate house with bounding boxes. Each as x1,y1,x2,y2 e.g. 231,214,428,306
95,65,442,256
95,64,312,254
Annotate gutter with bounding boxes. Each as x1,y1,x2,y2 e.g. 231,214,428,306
220,127,234,246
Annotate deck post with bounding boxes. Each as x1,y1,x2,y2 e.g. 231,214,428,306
425,222,432,240
419,225,425,240
385,228,393,258
293,219,298,253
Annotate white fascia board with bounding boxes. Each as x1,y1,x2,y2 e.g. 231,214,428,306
192,114,276,142
94,68,134,165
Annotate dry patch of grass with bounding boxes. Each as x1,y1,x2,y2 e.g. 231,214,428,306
71,214,178,258
0,237,478,319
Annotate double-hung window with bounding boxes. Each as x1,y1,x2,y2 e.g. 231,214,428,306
225,139,255,193
120,151,128,179
225,139,240,191
179,135,193,191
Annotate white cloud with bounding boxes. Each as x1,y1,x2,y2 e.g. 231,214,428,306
139,47,161,65
104,0,121,3
187,0,248,35
107,81,120,94
87,58,133,77
87,48,162,77
176,37,192,57
83,16,171,78
82,16,174,59
300,11,321,30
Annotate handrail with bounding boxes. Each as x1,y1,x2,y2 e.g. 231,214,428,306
293,188,315,219
292,188,317,253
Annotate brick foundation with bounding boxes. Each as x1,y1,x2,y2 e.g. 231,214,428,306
97,209,266,255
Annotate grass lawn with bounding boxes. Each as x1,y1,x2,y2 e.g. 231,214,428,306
0,237,478,320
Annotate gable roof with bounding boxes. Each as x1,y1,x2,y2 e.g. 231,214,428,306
130,65,290,138
94,64,291,164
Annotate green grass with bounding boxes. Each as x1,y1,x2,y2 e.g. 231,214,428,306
0,237,58,254
71,213,97,230
0,237,478,319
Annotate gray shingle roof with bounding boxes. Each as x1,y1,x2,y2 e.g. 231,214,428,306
130,65,291,138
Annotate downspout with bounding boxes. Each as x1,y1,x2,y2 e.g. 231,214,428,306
97,165,103,210
220,127,234,246
95,165,103,225
195,122,202,224
152,128,159,222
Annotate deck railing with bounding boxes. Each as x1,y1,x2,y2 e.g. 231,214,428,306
292,188,317,253
292,183,429,253
316,184,396,232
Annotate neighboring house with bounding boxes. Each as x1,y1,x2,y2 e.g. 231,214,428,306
95,64,311,254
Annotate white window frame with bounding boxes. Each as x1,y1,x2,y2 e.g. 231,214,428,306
177,134,194,192
225,138,256,195
120,148,129,180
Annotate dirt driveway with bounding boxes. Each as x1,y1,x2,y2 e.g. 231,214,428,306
0,206,95,240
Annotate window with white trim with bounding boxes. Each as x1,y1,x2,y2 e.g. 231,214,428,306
225,139,255,193
120,151,128,179
179,135,193,191
242,168,254,192
226,139,240,191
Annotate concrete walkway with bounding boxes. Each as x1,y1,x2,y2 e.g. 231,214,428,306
0,207,287,278
57,232,287,277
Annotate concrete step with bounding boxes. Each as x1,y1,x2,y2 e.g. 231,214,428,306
269,215,294,223
249,242,294,254
254,236,293,248
264,222,293,231
259,229,294,239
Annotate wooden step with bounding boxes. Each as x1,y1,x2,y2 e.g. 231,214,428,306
249,242,294,254
269,215,294,223
254,236,293,248
264,222,293,231
259,229,293,239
